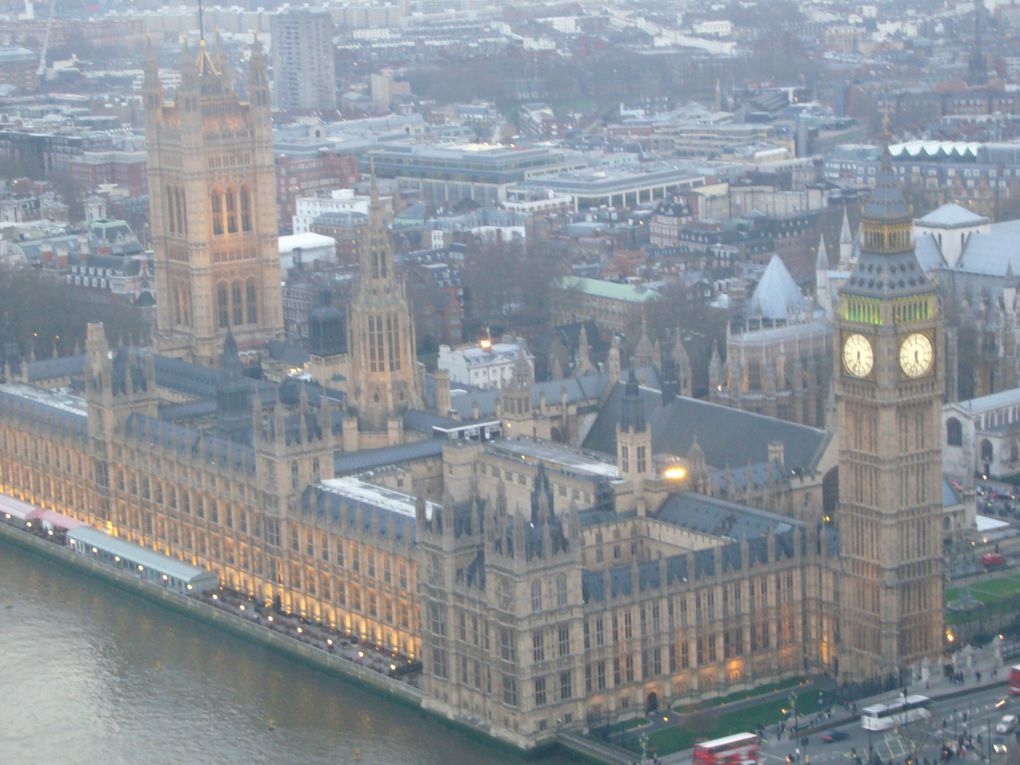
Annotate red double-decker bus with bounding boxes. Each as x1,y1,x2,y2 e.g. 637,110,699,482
694,733,761,765
1008,665,1020,695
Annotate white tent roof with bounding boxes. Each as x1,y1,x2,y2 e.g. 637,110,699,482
748,254,806,321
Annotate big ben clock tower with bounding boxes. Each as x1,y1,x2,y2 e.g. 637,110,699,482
835,147,945,684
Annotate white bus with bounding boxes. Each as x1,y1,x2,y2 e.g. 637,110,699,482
860,695,932,731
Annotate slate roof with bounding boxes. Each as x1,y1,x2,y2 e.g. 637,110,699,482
583,382,828,473
913,233,946,273
954,220,1020,277
160,399,218,420
333,438,445,476
301,482,419,545
747,254,806,320
861,151,912,222
448,370,613,419
152,355,221,398
403,409,460,434
122,413,256,473
579,508,637,527
652,492,800,540
0,387,88,440
580,527,801,602
916,203,988,228
943,478,962,507
843,245,931,300
267,339,310,366
26,354,85,382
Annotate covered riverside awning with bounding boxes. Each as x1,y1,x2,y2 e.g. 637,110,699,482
0,493,40,522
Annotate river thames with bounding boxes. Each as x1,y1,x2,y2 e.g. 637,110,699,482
0,541,577,765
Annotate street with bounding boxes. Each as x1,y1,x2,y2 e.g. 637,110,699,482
752,685,1017,765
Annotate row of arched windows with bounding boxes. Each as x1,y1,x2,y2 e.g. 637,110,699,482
217,278,258,329
166,186,188,236
210,187,253,236
947,417,999,463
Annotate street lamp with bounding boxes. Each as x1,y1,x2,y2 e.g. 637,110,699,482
988,709,994,764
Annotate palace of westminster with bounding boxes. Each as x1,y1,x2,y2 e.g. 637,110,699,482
0,43,949,750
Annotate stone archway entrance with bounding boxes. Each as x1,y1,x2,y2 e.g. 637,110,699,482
646,692,658,713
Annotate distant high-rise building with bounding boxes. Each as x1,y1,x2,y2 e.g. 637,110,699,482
143,37,284,365
270,7,337,112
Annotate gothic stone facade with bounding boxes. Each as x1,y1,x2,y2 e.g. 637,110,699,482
144,40,284,365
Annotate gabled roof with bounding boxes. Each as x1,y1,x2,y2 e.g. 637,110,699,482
583,382,828,473
954,219,1020,276
653,492,801,540
913,233,946,273
747,254,806,320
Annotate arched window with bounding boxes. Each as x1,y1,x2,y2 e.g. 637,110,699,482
556,574,567,607
246,279,257,324
981,439,994,464
176,283,189,326
946,417,963,447
176,188,188,234
217,282,229,329
240,187,252,232
166,185,176,234
172,281,183,324
231,281,243,325
531,580,542,613
225,188,238,234
211,191,223,235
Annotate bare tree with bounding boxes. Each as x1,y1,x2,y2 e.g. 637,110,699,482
460,236,569,337
0,265,151,358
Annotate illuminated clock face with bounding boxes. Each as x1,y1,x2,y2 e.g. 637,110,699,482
900,333,934,378
842,333,874,378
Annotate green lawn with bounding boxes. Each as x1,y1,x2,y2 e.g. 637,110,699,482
674,677,806,712
622,689,822,757
947,575,1020,602
946,575,1020,625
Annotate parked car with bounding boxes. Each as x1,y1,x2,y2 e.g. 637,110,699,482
996,715,1017,734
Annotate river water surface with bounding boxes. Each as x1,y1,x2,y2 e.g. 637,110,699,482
0,540,577,765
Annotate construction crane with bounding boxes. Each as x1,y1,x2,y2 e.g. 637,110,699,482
36,0,56,86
